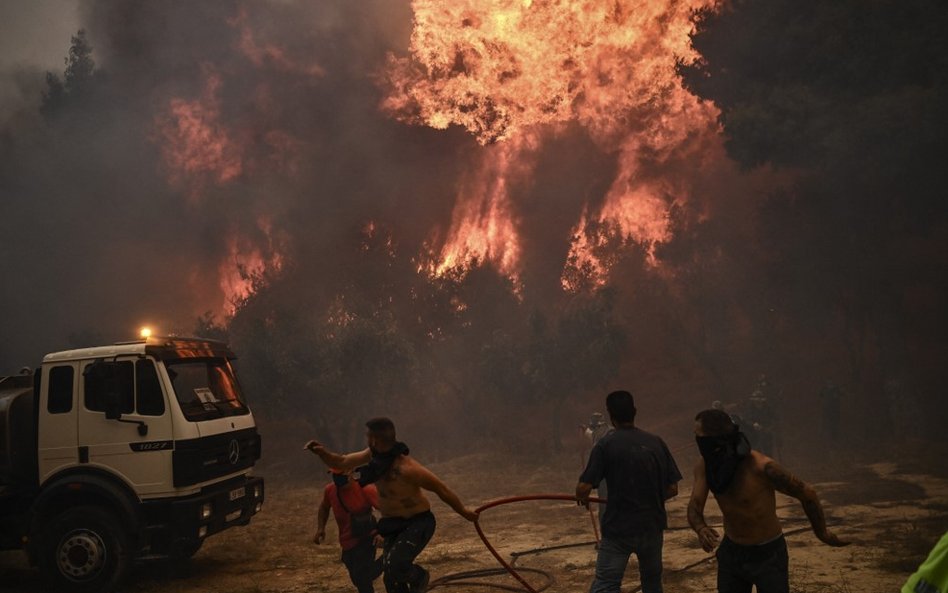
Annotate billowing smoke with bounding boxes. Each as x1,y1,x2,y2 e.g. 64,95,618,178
1,0,945,458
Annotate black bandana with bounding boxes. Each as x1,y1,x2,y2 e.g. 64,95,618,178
696,431,750,494
356,442,409,486
331,471,349,489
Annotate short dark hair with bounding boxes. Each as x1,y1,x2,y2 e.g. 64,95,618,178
366,417,397,446
606,390,636,423
695,409,736,436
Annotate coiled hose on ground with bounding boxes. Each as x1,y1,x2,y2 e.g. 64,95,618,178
427,493,828,592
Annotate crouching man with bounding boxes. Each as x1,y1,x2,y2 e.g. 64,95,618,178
306,417,478,593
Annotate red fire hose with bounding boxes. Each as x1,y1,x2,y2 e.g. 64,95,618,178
470,493,605,593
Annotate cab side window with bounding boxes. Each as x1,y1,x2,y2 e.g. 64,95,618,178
47,365,74,414
84,361,134,414
136,359,165,416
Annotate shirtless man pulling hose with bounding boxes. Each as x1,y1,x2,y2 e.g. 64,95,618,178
306,417,477,593
687,409,849,593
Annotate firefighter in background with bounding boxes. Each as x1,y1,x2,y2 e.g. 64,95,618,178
584,412,612,445
581,411,613,525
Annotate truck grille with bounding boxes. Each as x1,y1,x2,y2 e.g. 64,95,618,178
172,428,261,487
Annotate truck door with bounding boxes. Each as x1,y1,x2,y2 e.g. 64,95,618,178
37,363,79,484
78,357,175,496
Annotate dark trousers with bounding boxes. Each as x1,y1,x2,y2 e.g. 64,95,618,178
589,529,664,593
342,538,382,593
716,535,789,593
378,511,436,593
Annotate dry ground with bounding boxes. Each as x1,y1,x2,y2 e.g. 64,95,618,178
2,447,946,593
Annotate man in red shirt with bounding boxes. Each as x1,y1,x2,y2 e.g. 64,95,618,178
315,469,382,593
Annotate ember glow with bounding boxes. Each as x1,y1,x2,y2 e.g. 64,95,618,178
217,217,285,317
229,7,326,78
155,65,244,194
383,0,721,288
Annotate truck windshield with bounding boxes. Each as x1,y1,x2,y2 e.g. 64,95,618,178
165,358,249,421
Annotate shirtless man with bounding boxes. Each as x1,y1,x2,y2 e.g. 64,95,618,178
687,409,849,593
305,417,477,593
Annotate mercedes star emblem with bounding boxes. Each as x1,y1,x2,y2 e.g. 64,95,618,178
228,439,240,464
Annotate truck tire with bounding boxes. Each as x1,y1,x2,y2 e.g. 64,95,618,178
39,505,132,593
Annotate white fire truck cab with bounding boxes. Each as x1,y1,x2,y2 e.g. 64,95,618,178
0,336,264,592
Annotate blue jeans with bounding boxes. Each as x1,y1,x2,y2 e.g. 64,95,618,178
589,530,664,593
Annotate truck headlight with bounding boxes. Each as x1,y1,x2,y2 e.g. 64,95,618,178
253,484,262,499
201,503,213,520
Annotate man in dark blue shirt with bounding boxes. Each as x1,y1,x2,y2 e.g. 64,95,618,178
576,390,682,593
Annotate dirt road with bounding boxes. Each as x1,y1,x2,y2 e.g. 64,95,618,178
2,451,945,592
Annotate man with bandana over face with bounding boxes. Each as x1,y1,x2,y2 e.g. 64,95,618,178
575,390,682,593
315,469,382,593
688,409,850,593
305,417,478,593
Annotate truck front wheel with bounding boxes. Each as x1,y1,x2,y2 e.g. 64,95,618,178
40,506,131,593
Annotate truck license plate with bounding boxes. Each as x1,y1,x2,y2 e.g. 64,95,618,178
229,487,246,501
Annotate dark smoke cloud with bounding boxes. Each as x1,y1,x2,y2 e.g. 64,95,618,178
2,0,944,461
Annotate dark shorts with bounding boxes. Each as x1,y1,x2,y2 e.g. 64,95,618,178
716,534,789,593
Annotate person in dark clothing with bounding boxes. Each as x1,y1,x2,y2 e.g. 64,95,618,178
315,470,382,593
687,409,849,593
306,417,477,593
576,390,682,593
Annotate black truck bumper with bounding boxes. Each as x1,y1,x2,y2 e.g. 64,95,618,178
141,475,264,553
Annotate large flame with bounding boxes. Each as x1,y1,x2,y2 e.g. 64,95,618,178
427,133,539,283
383,0,721,288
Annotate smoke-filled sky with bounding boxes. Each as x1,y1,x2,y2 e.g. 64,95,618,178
0,1,79,109
0,1,80,69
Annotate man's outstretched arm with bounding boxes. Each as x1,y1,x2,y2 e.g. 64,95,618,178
411,465,478,521
763,460,850,547
304,440,371,470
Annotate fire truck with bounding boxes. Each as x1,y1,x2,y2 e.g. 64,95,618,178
0,335,264,592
